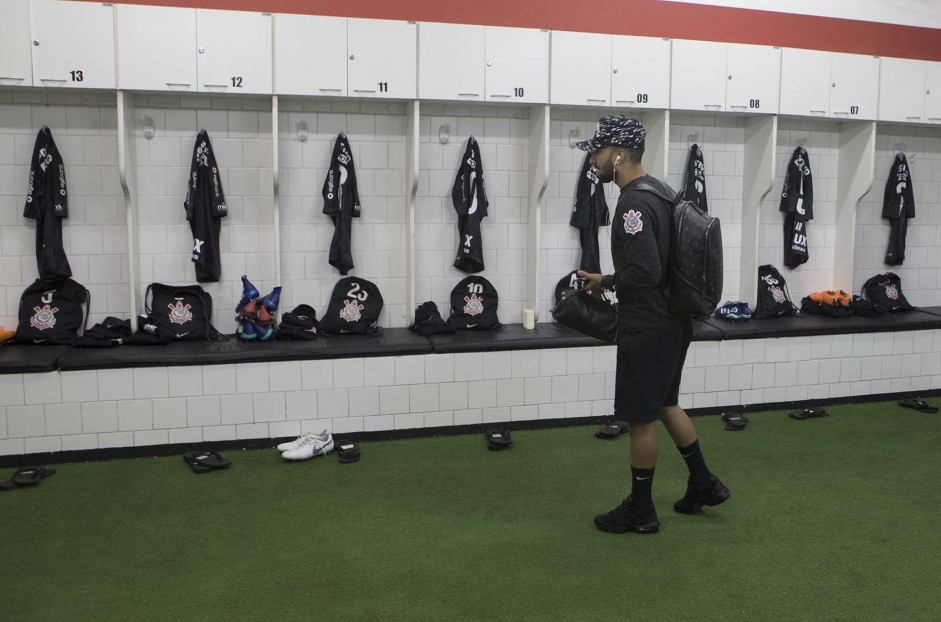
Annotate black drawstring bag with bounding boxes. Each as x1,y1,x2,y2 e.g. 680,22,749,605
862,273,914,313
14,277,89,344
277,304,319,340
448,276,502,330
142,283,220,341
319,277,383,335
753,265,798,319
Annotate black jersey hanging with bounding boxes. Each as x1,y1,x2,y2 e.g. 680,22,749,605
570,152,609,273
184,129,228,282
24,126,71,280
452,136,489,273
322,133,361,276
681,143,708,213
882,153,915,266
779,146,814,269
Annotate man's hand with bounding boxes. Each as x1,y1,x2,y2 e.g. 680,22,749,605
576,270,603,293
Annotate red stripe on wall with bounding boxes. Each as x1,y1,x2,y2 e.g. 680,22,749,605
82,0,941,61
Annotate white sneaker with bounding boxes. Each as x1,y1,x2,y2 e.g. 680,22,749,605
281,431,334,461
276,432,319,452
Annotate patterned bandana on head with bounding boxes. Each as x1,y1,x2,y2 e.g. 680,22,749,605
576,116,646,153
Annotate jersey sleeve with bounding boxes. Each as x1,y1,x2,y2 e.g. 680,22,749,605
602,195,664,295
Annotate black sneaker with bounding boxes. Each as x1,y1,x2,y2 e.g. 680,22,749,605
594,496,659,534
673,475,730,514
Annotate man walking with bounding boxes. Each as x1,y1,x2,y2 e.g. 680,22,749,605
576,116,729,534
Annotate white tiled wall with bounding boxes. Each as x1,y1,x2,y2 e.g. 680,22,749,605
3,329,939,456
854,128,941,305
133,94,274,329
279,98,408,328
758,119,840,299
416,103,530,326
0,89,128,329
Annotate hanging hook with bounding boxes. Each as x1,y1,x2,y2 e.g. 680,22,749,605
568,127,580,149
795,136,808,148
296,120,309,142
439,123,450,145
687,133,701,150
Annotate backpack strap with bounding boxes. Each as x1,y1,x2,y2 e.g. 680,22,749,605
81,287,91,334
144,283,154,315
634,182,675,205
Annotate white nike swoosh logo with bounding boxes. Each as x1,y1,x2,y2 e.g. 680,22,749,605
175,332,189,338
634,476,652,481
681,452,694,458
467,323,477,328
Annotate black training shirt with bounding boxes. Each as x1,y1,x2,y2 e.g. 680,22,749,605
600,175,672,328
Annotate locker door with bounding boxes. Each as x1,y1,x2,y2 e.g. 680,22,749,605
485,26,549,104
117,4,197,92
418,22,485,101
779,48,831,117
726,43,780,114
550,31,611,106
31,0,116,89
830,52,879,120
348,18,417,99
878,57,926,123
670,40,726,112
926,62,941,124
196,9,272,95
611,35,671,109
274,14,347,97
0,0,32,87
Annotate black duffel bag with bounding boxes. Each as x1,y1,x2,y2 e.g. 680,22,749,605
551,287,618,343
143,283,220,341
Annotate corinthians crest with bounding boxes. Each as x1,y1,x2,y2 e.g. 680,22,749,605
30,304,59,331
623,209,643,235
885,283,899,300
769,285,786,304
167,301,193,325
463,293,484,316
340,298,364,323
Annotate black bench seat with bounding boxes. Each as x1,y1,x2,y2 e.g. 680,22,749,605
702,309,941,340
55,328,434,371
0,345,70,374
3,311,941,374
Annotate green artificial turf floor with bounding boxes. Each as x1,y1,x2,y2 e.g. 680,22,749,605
1,400,939,622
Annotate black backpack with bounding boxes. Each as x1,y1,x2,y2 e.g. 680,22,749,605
448,276,502,330
636,181,723,318
14,277,89,344
862,273,913,312
143,283,220,341
319,277,384,335
754,265,798,319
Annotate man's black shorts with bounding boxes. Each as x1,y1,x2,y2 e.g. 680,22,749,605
614,316,693,425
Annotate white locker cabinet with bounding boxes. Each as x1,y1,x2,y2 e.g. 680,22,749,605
927,62,941,124
830,52,878,120
196,9,271,95
485,26,549,103
670,40,726,112
0,0,32,86
611,35,671,109
780,48,831,117
30,0,115,89
550,31,611,106
878,57,927,123
726,43,780,114
117,4,197,92
348,18,417,99
418,22,485,101
274,14,347,97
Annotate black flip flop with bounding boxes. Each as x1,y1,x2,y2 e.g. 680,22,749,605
898,398,939,414
595,421,629,439
721,412,748,431
183,451,230,473
486,427,512,451
1,466,56,491
788,408,829,420
336,441,361,464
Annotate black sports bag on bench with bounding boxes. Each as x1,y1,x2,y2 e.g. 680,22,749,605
14,277,89,345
